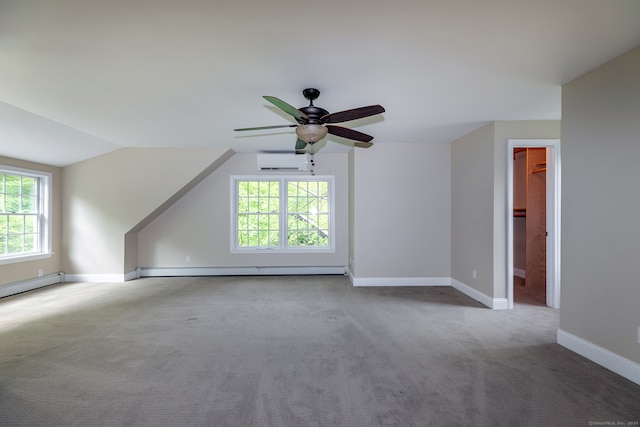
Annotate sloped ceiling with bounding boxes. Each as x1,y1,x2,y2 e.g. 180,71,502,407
1,0,639,166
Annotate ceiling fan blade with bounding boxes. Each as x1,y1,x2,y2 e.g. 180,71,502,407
264,96,309,123
295,138,308,150
321,105,385,124
234,124,297,131
326,125,374,142
354,141,373,148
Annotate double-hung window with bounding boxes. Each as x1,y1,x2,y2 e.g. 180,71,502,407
231,176,334,253
0,166,52,264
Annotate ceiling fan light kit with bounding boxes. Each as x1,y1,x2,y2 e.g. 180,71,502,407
234,88,385,151
296,124,328,143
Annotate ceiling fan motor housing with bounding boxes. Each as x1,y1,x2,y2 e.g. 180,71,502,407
299,88,328,124
299,105,329,124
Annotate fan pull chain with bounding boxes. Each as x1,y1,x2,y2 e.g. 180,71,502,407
309,152,315,176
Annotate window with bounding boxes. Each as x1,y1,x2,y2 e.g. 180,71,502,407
0,166,52,264
231,176,334,252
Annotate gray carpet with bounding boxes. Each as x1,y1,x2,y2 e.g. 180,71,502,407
0,276,638,426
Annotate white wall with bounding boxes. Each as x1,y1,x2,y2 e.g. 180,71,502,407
560,46,640,365
450,121,560,303
351,143,451,282
61,147,229,277
137,152,350,269
451,124,496,296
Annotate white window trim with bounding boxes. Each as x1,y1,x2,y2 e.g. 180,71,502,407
230,175,336,254
0,165,53,265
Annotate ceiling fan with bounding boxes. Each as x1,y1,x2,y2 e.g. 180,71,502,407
234,88,385,151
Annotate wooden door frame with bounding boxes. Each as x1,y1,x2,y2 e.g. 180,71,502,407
507,139,561,309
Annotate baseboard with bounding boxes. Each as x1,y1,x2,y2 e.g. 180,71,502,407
451,279,509,310
139,266,347,277
57,270,503,311
125,270,139,281
63,267,346,282
0,272,64,298
351,276,451,287
346,273,506,310
557,329,640,386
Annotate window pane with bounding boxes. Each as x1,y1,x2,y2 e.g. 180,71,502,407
238,197,249,213
257,214,269,229
7,234,23,253
247,231,259,246
238,181,249,197
21,177,37,196
5,194,19,213
238,214,248,230
239,230,249,247
269,181,279,198
248,197,260,213
259,181,271,197
24,215,38,233
5,175,20,195
287,196,297,212
8,215,24,233
317,214,329,231
287,182,297,197
259,197,271,213
258,230,269,246
286,180,330,248
268,214,279,230
236,180,280,248
21,195,37,212
246,213,258,231
24,234,38,252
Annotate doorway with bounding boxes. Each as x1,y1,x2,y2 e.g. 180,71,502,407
507,139,561,309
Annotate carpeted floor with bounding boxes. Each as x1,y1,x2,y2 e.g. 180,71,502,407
0,275,638,426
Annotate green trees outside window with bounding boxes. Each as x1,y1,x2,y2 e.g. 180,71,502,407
237,180,280,247
0,172,40,256
287,180,329,247
234,177,332,250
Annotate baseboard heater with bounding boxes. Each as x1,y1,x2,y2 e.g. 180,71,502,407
139,266,347,277
0,272,65,299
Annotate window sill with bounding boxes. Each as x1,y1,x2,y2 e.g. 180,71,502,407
0,252,53,266
231,247,335,254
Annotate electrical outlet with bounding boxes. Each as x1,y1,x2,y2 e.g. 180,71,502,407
186,255,191,263
637,327,640,344
38,269,43,277
472,270,477,280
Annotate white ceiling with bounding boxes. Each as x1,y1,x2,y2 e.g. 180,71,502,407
1,1,639,167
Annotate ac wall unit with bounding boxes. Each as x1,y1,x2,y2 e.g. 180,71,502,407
257,153,309,172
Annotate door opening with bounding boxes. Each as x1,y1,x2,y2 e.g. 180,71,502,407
507,139,561,309
513,147,546,305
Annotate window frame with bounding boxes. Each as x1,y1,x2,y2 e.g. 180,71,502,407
0,165,52,265
230,175,335,254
